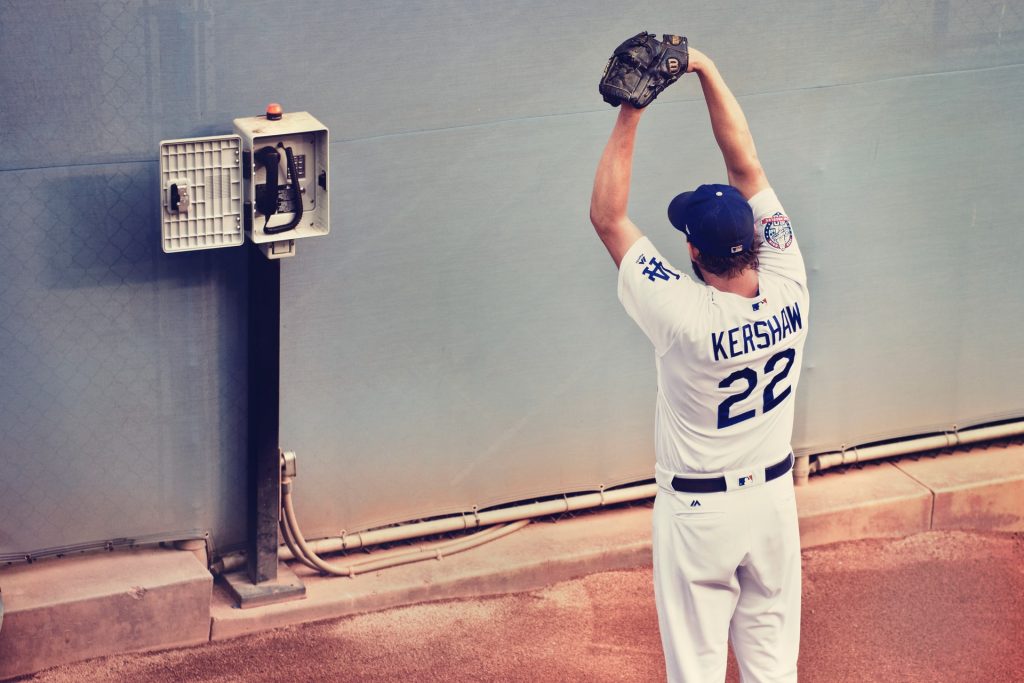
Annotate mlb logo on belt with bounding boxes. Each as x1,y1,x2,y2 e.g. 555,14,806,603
738,473,755,487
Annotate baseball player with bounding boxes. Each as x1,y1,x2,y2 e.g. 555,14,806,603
592,39,808,682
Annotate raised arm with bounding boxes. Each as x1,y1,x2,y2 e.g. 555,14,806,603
589,106,645,268
688,48,769,199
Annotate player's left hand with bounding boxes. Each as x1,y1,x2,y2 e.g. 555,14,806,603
599,32,690,108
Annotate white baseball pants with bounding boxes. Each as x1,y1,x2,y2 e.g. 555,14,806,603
652,467,801,682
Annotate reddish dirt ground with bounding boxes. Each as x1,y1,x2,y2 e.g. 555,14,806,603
16,530,1024,682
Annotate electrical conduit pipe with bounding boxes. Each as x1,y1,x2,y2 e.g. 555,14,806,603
212,419,1022,574
280,476,530,577
277,482,658,564
809,420,1024,475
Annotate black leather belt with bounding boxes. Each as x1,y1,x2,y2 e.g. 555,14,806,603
670,453,794,494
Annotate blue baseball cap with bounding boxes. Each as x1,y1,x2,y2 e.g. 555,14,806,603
667,184,754,257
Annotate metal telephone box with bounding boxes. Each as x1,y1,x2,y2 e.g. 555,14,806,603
160,105,329,259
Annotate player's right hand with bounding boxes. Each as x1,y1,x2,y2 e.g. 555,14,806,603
686,47,711,74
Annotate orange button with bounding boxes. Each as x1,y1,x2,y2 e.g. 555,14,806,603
266,102,283,120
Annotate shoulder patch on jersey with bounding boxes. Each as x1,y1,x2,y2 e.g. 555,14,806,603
762,212,793,251
641,257,680,283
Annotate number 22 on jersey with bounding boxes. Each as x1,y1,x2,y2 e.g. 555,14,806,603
717,349,797,429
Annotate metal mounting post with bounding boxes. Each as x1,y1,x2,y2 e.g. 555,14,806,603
221,244,305,608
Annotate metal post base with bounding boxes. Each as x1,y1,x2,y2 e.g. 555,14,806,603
220,563,306,609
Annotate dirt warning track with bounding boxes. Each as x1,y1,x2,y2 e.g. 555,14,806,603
17,530,1024,683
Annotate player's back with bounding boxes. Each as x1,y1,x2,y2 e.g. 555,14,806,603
618,187,808,474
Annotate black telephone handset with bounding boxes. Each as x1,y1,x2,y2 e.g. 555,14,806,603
254,146,280,222
254,144,303,235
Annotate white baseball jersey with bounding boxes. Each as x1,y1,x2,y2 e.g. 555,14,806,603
618,187,809,475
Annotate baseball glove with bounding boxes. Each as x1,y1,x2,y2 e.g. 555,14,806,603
599,32,689,108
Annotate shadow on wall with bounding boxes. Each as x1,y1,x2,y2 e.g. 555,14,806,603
0,161,251,557
40,164,246,290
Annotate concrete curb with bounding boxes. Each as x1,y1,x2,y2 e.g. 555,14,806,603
0,549,211,680
1,444,1022,679
210,506,654,641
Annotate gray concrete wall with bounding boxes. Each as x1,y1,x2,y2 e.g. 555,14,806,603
2,1,1022,555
